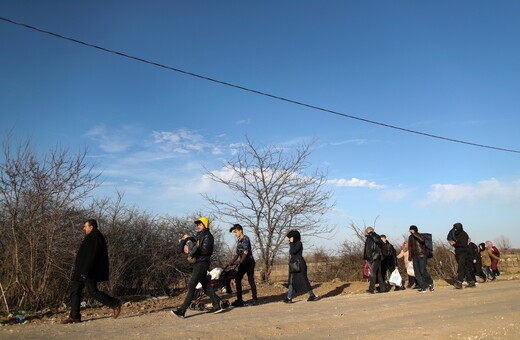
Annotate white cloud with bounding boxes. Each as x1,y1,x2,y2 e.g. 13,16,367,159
424,178,520,205
84,125,139,152
235,119,251,125
379,186,414,202
330,139,373,146
152,129,207,154
327,178,385,189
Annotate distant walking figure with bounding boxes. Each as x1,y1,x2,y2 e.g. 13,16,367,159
408,225,434,293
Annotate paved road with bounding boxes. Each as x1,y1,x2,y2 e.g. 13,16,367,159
2,279,519,339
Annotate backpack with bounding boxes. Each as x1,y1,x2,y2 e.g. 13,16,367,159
422,233,434,258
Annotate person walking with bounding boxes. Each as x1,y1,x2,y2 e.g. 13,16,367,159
61,219,121,324
480,243,498,281
283,230,319,303
228,224,259,306
397,241,416,289
408,225,434,293
469,241,485,282
172,217,224,318
363,227,387,294
486,241,501,277
380,235,404,291
449,223,476,289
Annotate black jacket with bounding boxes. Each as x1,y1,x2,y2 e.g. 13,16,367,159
453,227,470,254
381,241,397,267
72,228,110,282
363,231,383,262
190,228,214,263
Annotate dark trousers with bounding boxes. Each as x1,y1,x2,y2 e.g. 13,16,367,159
179,261,219,313
69,280,120,319
368,260,386,291
455,251,475,282
412,257,433,290
235,258,258,301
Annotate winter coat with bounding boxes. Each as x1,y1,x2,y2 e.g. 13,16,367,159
453,227,470,254
480,249,497,267
408,232,428,260
288,240,312,293
381,241,397,267
363,232,383,263
190,228,214,263
468,242,482,267
72,228,110,282
490,246,500,270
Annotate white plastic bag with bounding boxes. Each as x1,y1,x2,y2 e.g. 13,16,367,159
406,261,415,277
389,268,402,286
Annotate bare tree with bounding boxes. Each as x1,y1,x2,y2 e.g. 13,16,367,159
494,235,512,254
203,138,334,281
0,135,99,310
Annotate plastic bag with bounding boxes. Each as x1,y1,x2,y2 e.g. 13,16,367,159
389,268,402,286
362,261,371,279
406,261,415,277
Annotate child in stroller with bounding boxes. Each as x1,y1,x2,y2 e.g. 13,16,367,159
189,265,238,311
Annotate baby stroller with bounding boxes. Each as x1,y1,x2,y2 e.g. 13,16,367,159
189,265,238,311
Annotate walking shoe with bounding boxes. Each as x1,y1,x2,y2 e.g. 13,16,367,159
60,317,81,324
206,307,224,314
171,310,185,319
417,288,427,293
283,298,293,303
366,289,375,294
428,283,435,292
467,281,477,288
307,296,320,302
454,281,463,289
231,299,244,307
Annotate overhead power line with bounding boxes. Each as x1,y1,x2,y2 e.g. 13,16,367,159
1,16,519,154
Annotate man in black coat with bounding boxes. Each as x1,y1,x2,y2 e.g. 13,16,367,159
61,219,121,324
363,227,387,294
449,222,476,289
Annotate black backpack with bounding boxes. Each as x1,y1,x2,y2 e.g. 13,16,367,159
422,233,434,258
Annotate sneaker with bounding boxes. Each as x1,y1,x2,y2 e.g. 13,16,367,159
307,296,320,302
60,317,81,324
428,283,435,292
417,289,427,293
366,289,375,294
171,310,185,319
454,281,463,289
206,307,224,314
467,281,477,288
231,299,244,307
283,298,293,303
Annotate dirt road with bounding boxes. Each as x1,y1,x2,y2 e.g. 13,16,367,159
2,279,519,339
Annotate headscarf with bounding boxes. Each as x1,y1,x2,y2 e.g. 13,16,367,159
485,240,493,249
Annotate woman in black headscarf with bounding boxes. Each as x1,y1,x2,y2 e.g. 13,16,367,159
284,230,319,303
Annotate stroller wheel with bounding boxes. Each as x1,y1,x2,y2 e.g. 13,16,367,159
197,303,205,311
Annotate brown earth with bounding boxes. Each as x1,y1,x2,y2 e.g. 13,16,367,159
1,274,519,339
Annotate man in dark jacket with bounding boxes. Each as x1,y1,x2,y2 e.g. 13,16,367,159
363,227,387,294
408,225,434,293
172,217,223,318
449,222,476,289
61,219,121,324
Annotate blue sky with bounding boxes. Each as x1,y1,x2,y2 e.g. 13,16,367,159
1,1,519,249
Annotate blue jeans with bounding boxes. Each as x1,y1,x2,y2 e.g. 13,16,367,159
412,257,433,290
287,284,314,299
484,266,495,280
